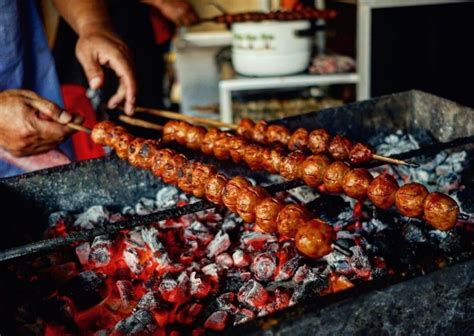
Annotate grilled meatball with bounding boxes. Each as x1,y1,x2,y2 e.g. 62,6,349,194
301,154,331,188
228,136,248,163
129,139,160,169
395,183,428,218
367,174,399,210
115,133,135,159
308,129,331,154
328,135,353,161
243,144,264,171
252,120,268,143
174,121,192,146
276,204,310,238
222,176,252,213
151,148,177,178
191,163,217,198
237,118,255,139
288,128,309,151
262,145,286,174
162,154,187,185
323,161,350,193
205,173,229,205
185,125,207,151
255,197,285,233
280,151,306,180
342,168,373,200
177,161,196,194
295,219,335,259
91,121,115,145
163,120,181,143
107,126,127,148
349,143,374,164
127,138,145,167
201,128,222,156
236,186,269,223
423,192,459,231
266,124,291,146
213,133,232,160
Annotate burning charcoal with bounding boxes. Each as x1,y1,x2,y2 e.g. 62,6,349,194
275,256,301,281
89,235,112,267
216,253,233,269
348,246,372,280
287,185,319,204
241,232,277,252
402,222,428,244
204,311,228,331
176,302,203,325
291,275,327,306
124,247,144,274
234,308,255,325
190,272,211,299
60,271,106,310
221,215,240,234
217,292,237,312
75,242,91,265
141,227,163,253
114,309,157,335
48,211,72,228
74,205,110,229
116,280,135,306
428,230,463,254
122,206,136,216
41,296,75,325
325,251,352,275
240,271,253,281
183,221,213,245
238,280,268,307
436,172,462,193
232,249,251,268
274,287,291,310
156,186,180,208
250,253,277,282
136,291,160,311
135,197,158,215
158,275,187,303
126,227,146,249
196,209,223,227
202,263,220,283
206,230,231,258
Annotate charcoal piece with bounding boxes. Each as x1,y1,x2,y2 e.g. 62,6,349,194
306,195,350,222
207,230,231,258
135,197,158,216
238,280,268,307
47,211,72,228
114,310,156,335
60,271,106,310
241,232,277,252
123,247,143,274
204,310,229,331
126,227,145,248
73,205,110,230
429,229,464,255
234,308,255,325
156,186,179,208
116,280,134,305
183,221,213,245
136,291,160,310
250,253,277,282
275,256,301,281
402,222,428,244
75,242,91,265
40,296,75,326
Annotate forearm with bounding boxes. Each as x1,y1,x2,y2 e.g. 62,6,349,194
52,0,113,36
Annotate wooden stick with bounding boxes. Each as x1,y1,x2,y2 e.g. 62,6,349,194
119,115,163,131
372,154,419,168
67,123,91,134
134,106,237,130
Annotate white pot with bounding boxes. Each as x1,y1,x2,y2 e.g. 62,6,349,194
231,20,312,76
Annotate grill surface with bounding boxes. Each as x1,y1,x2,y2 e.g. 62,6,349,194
0,90,473,334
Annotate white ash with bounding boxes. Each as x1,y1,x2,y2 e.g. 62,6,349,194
155,186,180,208
125,227,146,249
207,230,231,258
135,197,158,215
73,205,110,230
287,185,320,204
123,247,143,274
75,242,91,265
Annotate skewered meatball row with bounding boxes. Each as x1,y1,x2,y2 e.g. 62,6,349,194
91,121,336,259
236,118,374,164
212,8,337,25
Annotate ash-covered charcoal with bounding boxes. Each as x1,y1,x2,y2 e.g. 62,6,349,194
135,197,158,215
204,310,229,331
216,253,233,269
207,230,231,258
75,242,91,265
275,255,301,281
47,211,73,228
348,246,372,280
428,229,464,255
90,235,112,267
216,292,238,313
402,221,429,244
123,247,144,274
190,272,212,299
116,280,135,306
287,185,320,204
136,291,160,311
202,263,220,282
122,205,136,216
156,186,180,208
234,308,255,325
291,268,327,305
176,302,203,325
125,227,145,248
183,221,213,245
60,271,106,310
221,214,242,235
238,279,269,307
241,232,277,252
232,249,251,268
250,253,277,282
73,205,110,229
114,309,157,335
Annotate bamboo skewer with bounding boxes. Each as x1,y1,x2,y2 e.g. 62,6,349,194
118,115,163,131
67,123,91,134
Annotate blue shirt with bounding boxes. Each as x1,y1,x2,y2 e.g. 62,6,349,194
0,0,74,177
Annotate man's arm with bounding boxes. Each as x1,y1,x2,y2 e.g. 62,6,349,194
52,0,137,115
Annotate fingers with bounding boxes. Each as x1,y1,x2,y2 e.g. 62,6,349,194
21,91,75,125
105,51,136,115
76,44,105,90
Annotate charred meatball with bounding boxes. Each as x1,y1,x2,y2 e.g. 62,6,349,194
91,121,115,145
213,133,232,160
266,124,290,146
236,186,269,223
228,136,248,163
201,128,222,156
423,192,459,231
161,154,187,185
295,219,335,259
243,144,264,171
252,120,268,143
163,120,181,143
191,163,217,198
301,154,331,188
367,174,399,210
205,173,229,205
349,143,373,164
115,133,135,160
262,145,286,174
323,161,350,193
222,176,252,213
151,148,177,178
255,197,285,233
280,151,306,180
236,118,255,140
177,161,196,195
185,125,207,151
308,129,331,154
288,128,309,151
328,135,353,161
395,183,428,218
342,168,373,200
276,204,310,238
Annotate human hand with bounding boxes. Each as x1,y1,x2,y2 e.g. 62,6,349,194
0,90,82,157
144,0,200,26
75,26,137,115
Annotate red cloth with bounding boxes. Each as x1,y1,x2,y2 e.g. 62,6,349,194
149,8,175,45
61,84,105,161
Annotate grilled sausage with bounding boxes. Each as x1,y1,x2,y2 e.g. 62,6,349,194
243,144,264,171
301,154,331,188
236,186,269,223
163,120,181,143
266,124,291,146
162,154,187,185
276,204,310,238
127,138,145,167
115,133,135,159
91,121,115,145
177,161,196,194
175,121,192,146
213,133,232,161
253,120,268,143
288,128,309,151
342,168,373,200
151,148,177,178
191,163,217,198
129,139,160,170
222,176,252,213
185,125,207,151
367,174,399,210
201,128,222,156
395,183,428,218
236,118,255,139
262,145,286,174
255,197,285,233
228,136,248,163
349,143,374,164
107,126,127,148
323,161,350,193
295,219,335,259
204,173,229,205
328,135,353,161
308,129,331,154
280,150,306,180
423,192,459,231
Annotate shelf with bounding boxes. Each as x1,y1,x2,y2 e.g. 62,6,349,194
178,31,232,48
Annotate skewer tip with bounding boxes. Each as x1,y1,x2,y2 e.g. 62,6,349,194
404,161,420,168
